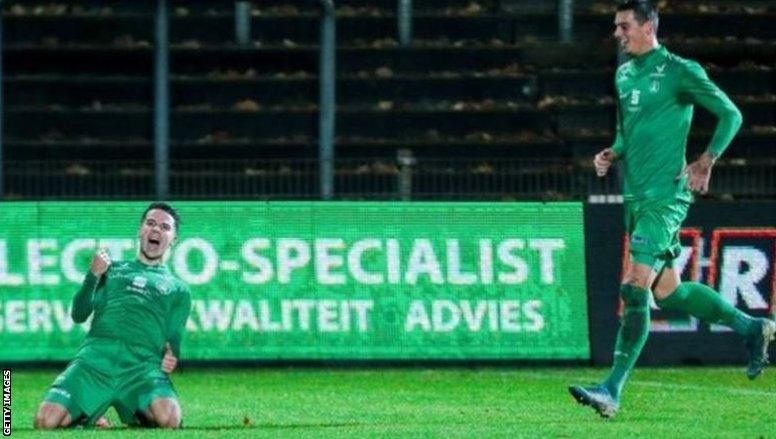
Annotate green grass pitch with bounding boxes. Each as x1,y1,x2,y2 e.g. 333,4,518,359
7,367,775,438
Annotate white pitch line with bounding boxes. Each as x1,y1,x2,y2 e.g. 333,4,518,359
514,371,776,398
630,380,776,397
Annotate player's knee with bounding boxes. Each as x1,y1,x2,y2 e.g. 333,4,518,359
622,273,650,289
33,412,49,430
156,411,181,429
164,412,182,429
151,399,181,429
652,283,675,301
619,284,650,308
34,403,68,429
622,266,652,289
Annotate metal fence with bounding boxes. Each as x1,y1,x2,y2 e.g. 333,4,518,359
4,158,775,201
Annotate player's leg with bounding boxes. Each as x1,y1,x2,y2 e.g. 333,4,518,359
117,367,182,428
602,260,658,397
146,397,182,429
569,259,660,418
33,402,73,429
654,263,776,379
570,202,664,418
650,200,775,378
653,263,753,332
651,261,680,298
601,201,689,398
34,360,111,429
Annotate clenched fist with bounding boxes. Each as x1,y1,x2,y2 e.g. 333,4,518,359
594,148,616,177
89,249,112,277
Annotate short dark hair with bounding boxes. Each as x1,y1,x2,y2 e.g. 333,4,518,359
617,0,659,31
141,202,181,232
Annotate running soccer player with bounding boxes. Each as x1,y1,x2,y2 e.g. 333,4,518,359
34,202,192,429
569,0,776,419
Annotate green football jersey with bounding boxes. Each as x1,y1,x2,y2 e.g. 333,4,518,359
612,45,742,203
72,260,191,360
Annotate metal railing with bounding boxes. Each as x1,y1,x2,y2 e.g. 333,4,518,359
318,0,336,200
4,158,774,201
395,0,575,44
0,1,338,202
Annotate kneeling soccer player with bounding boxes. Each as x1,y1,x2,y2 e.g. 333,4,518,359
34,202,192,429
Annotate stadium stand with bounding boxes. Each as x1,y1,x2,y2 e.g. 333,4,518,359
2,0,775,199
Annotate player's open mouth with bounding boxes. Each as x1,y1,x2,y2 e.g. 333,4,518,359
148,238,161,247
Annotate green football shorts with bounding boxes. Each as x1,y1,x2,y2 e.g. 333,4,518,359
43,340,178,427
624,199,690,271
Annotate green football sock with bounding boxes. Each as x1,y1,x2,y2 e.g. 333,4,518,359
603,284,651,401
656,282,755,337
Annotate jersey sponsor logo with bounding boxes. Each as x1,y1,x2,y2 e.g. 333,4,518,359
650,63,667,78
126,274,175,296
158,281,172,295
127,275,150,296
649,80,660,93
109,261,132,275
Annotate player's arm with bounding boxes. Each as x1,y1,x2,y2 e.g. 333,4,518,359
167,287,192,357
161,287,191,373
594,123,622,177
71,249,111,323
610,112,624,161
610,69,628,161
595,79,625,177
679,61,743,193
679,61,743,158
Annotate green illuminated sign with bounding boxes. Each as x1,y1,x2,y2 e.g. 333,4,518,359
0,202,589,361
